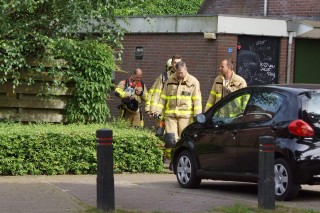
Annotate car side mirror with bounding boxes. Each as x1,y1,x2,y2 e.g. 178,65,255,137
195,114,206,124
211,117,224,128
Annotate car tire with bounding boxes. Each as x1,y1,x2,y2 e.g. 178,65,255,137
274,158,300,201
175,150,201,188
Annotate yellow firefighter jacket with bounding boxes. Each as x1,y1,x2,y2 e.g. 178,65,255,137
205,71,247,111
115,77,148,113
156,72,202,119
145,68,175,113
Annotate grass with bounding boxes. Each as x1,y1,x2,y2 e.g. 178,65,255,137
84,207,143,213
83,203,320,213
211,203,320,213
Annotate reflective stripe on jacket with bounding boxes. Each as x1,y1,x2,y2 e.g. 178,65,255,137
145,69,175,113
205,72,247,111
156,72,202,118
115,81,126,98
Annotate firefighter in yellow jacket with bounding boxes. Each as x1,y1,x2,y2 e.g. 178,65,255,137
155,61,202,148
145,55,182,115
205,59,247,111
115,68,148,127
145,55,183,137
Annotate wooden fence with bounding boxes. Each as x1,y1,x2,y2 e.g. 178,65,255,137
0,60,73,123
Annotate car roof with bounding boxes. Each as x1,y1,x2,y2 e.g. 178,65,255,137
248,84,320,95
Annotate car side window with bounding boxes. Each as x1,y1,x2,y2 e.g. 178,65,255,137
212,93,251,125
244,92,284,123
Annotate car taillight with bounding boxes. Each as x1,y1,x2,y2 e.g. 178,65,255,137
288,119,314,137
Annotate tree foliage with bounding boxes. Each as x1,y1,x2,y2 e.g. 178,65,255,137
0,0,124,48
0,0,125,123
115,0,204,16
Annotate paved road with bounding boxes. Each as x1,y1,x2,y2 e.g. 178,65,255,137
1,174,320,212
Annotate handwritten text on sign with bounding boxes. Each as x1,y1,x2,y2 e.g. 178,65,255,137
236,36,279,85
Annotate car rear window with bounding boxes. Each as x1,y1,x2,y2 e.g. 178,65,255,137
303,93,320,129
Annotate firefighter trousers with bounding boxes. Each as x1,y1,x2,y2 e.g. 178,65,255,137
165,116,192,142
121,109,143,127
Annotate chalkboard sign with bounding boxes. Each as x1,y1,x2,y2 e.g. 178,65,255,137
236,36,279,85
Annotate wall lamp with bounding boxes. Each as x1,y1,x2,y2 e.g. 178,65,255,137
135,46,144,59
203,33,216,40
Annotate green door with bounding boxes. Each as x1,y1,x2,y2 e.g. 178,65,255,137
294,39,320,83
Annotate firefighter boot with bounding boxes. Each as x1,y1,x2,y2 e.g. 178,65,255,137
164,133,176,148
163,133,176,167
165,148,171,160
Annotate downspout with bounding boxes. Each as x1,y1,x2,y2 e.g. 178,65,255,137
286,32,294,84
264,0,268,16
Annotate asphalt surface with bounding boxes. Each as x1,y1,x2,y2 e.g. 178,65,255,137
1,173,320,213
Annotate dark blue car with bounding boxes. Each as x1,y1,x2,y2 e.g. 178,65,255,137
172,84,320,201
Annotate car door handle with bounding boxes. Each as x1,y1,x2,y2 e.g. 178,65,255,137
271,126,278,131
232,130,238,140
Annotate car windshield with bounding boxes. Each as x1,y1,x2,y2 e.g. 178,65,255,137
303,93,320,130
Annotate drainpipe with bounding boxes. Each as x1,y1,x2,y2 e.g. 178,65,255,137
286,32,294,84
264,0,268,16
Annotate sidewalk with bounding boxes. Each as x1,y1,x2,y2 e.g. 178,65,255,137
2,173,320,213
0,174,243,213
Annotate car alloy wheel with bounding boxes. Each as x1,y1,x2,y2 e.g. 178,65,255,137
177,155,191,184
175,150,201,188
274,158,300,201
274,163,289,196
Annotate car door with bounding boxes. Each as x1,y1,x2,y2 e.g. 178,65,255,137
237,90,287,173
196,91,251,172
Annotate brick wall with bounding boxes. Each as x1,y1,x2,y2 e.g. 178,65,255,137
268,0,320,20
199,0,320,20
216,34,238,68
278,37,296,84
279,38,288,84
198,0,264,16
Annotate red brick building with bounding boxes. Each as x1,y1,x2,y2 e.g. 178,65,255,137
199,0,320,20
109,0,320,127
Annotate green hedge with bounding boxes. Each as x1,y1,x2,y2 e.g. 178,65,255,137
0,122,164,175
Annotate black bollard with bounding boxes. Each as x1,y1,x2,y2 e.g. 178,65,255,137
96,129,115,211
258,136,275,209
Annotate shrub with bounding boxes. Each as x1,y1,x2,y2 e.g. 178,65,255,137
0,122,164,175
54,39,116,123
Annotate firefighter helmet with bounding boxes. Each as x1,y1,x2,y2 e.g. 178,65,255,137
166,59,172,71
